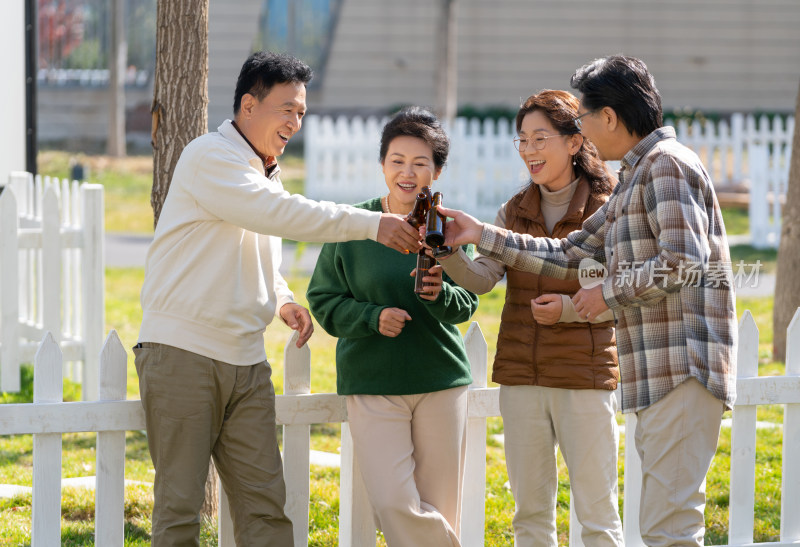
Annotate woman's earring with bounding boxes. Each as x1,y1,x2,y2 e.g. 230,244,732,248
572,156,577,166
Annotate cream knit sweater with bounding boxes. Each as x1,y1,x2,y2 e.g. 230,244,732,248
138,120,381,365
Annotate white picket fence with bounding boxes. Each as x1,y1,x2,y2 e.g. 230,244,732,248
0,172,104,399
304,113,795,249
0,310,798,546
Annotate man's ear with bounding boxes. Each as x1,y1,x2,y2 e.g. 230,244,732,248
602,106,619,133
240,93,256,119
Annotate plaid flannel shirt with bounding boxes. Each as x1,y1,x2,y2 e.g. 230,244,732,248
478,127,737,413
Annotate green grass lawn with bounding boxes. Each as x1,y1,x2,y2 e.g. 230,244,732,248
1,151,786,545
0,265,785,545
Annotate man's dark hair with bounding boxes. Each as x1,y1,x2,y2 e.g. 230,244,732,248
379,107,450,169
570,55,663,138
233,51,313,114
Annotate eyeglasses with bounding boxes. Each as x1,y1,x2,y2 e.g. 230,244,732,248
513,134,571,152
572,109,598,132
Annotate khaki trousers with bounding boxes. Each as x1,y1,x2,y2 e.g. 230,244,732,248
134,343,293,547
499,385,623,547
345,386,468,547
634,377,724,547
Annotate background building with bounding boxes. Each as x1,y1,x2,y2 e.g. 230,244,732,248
18,0,800,149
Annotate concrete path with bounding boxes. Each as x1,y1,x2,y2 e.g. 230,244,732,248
105,233,323,276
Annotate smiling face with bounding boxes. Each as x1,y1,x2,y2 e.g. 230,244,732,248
518,110,582,192
236,81,307,157
381,135,441,215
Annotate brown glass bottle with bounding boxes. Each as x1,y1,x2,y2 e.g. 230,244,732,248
404,191,430,229
404,190,436,294
425,192,452,258
425,192,446,247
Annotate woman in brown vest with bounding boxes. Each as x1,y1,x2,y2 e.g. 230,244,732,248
439,90,622,546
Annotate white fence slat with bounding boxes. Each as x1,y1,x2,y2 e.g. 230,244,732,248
462,322,488,547
282,332,311,547
95,331,128,547
81,184,104,400
1,187,20,392
61,179,73,353
70,180,81,348
32,332,63,547
729,311,759,543
41,187,61,350
218,484,235,546
338,421,376,547
781,309,800,542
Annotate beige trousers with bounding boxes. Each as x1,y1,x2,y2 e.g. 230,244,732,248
134,343,293,547
499,384,623,547
634,377,725,547
345,386,468,547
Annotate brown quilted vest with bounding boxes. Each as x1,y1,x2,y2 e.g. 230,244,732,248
492,178,619,390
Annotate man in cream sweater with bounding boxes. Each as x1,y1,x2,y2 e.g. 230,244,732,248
134,52,420,546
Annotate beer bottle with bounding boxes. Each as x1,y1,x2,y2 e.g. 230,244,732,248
425,192,453,258
404,191,430,229
404,190,436,294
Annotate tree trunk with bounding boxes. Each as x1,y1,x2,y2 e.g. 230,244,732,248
202,461,219,521
107,0,127,157
151,0,216,520
150,0,209,228
435,0,457,124
773,80,800,361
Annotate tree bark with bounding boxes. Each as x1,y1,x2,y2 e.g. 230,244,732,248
107,0,127,157
773,79,800,361
202,461,219,521
435,0,457,124
150,0,209,228
151,0,216,520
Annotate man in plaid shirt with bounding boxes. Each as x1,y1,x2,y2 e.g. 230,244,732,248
439,55,736,546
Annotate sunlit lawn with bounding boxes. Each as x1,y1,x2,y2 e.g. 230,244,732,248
1,263,784,545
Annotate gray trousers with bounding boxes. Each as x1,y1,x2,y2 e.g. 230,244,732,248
134,342,293,547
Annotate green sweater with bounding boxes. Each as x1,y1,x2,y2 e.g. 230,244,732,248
307,198,478,395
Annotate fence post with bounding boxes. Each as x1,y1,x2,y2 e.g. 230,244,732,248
42,186,62,360
729,311,759,543
339,420,376,546
95,331,128,546
462,321,488,547
731,113,744,183
304,115,320,198
283,331,311,547
1,187,20,392
781,308,800,542
748,143,770,249
32,332,63,546
218,484,235,546
81,183,104,401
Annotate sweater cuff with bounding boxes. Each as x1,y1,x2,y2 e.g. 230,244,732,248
364,210,382,242
275,294,296,319
368,305,385,333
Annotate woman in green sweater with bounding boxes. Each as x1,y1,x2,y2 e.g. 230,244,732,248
307,107,478,547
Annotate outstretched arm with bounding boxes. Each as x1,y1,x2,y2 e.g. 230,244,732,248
437,203,609,280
